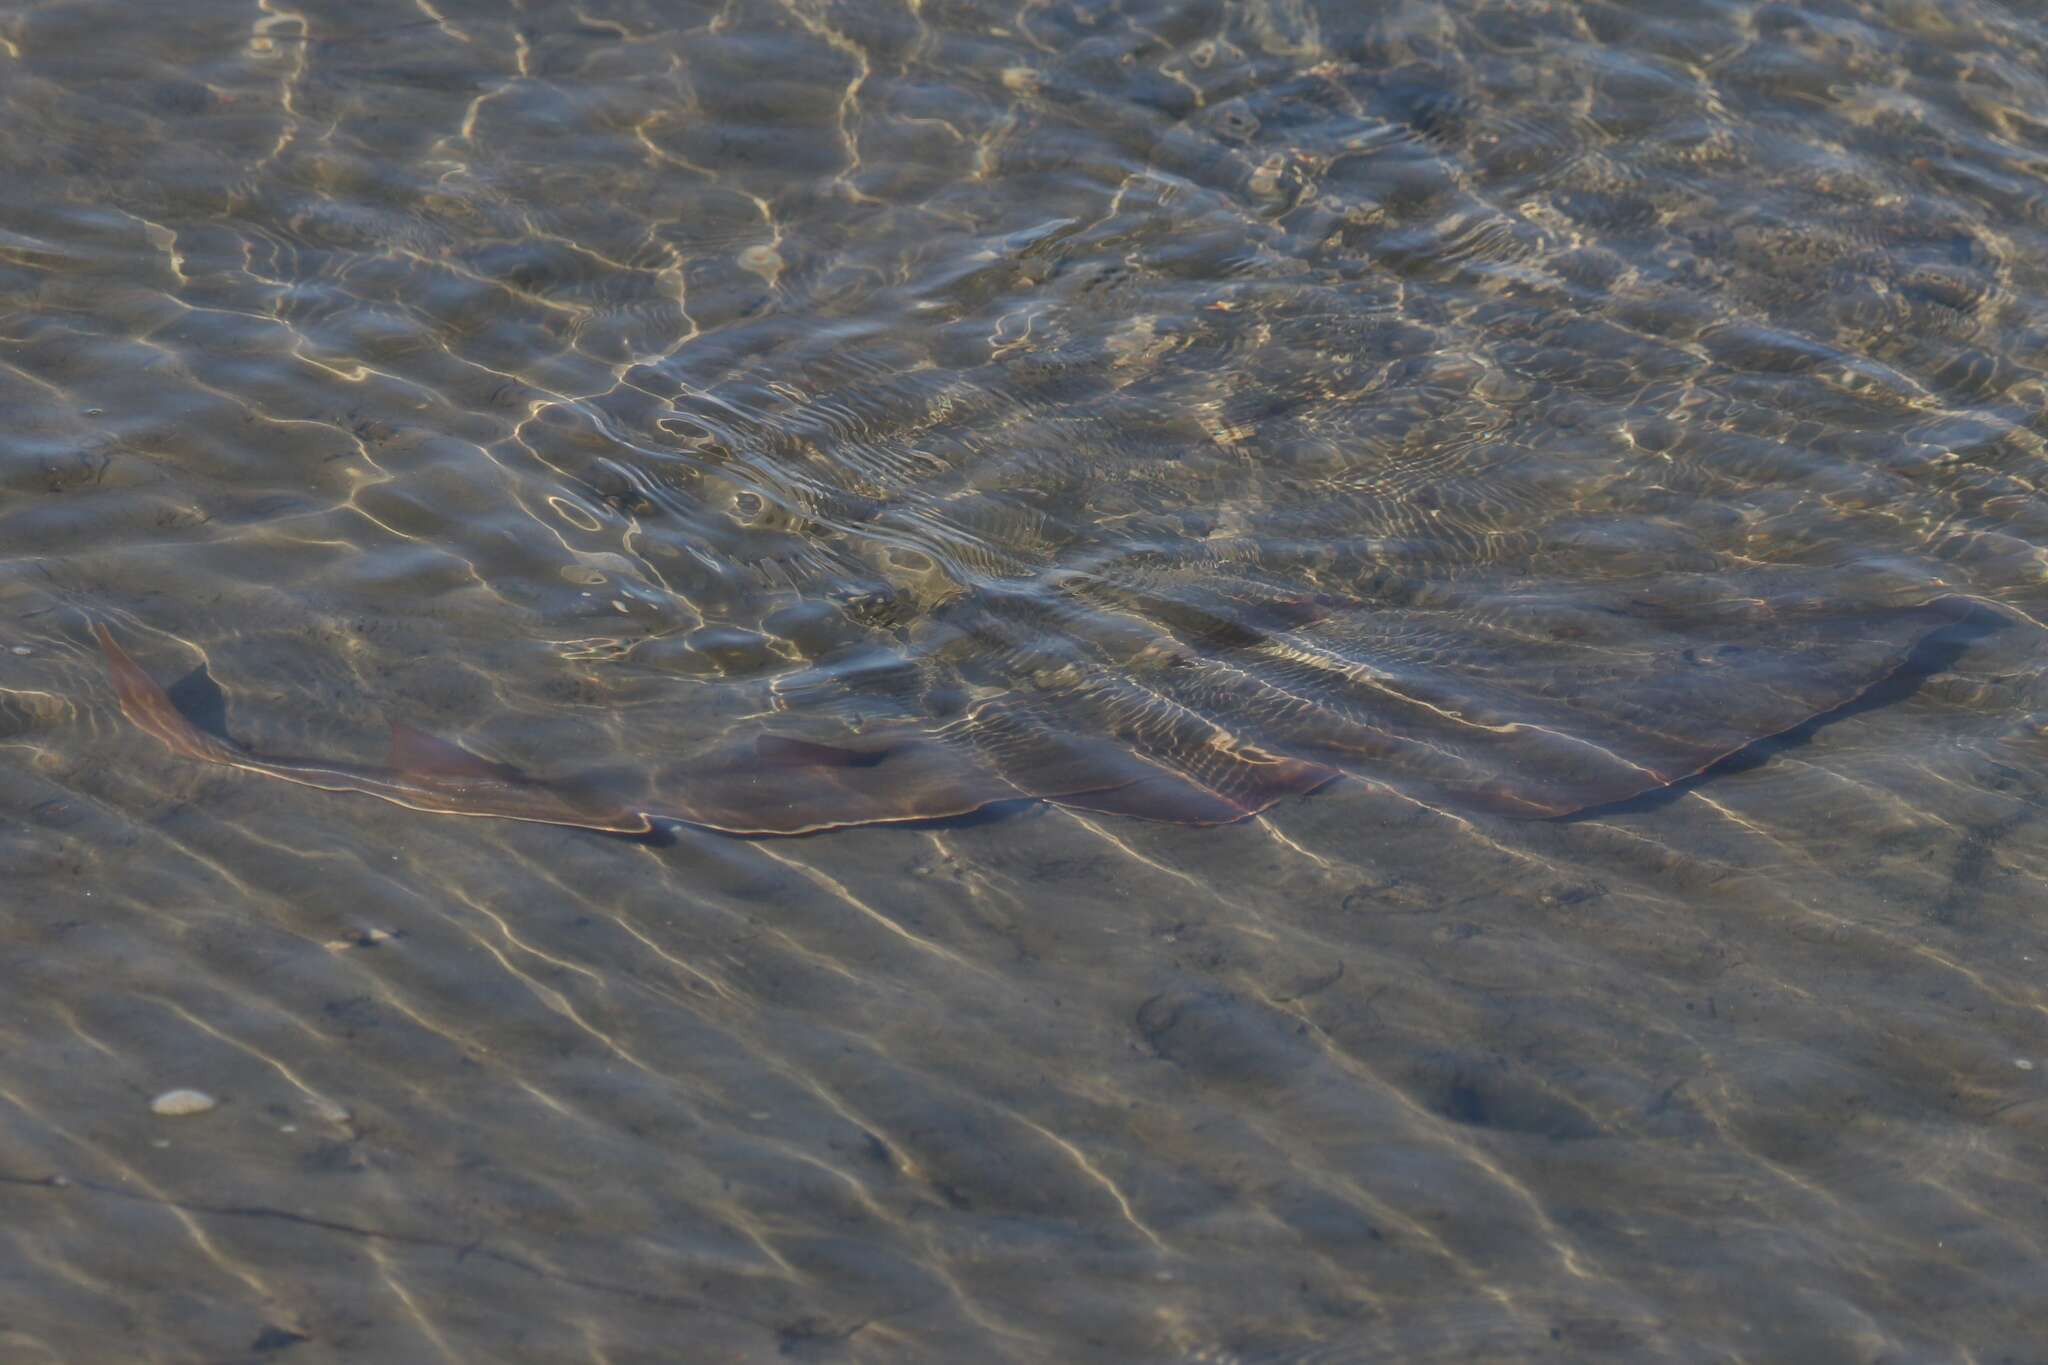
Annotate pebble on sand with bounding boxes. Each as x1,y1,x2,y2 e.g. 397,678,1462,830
307,1096,352,1126
737,244,784,285
150,1089,218,1117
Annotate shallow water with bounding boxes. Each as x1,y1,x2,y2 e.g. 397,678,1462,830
4,0,2048,1359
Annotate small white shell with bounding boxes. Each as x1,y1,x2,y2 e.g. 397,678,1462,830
149,1089,218,1117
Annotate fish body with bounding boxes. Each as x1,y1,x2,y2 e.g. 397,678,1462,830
95,600,1968,836
94,622,1294,836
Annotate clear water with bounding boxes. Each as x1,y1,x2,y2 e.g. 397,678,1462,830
3,0,2046,1360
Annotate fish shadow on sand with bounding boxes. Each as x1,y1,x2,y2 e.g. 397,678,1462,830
1557,597,2010,821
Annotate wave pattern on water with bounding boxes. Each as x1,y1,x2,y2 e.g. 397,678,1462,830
3,0,2048,1360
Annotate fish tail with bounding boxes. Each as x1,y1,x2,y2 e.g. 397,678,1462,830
93,622,236,765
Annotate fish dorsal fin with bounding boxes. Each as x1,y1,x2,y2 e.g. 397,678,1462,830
389,722,520,782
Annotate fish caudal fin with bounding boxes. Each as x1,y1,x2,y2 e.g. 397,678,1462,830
93,622,239,765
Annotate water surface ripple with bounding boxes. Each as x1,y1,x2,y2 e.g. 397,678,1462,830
3,0,2047,1360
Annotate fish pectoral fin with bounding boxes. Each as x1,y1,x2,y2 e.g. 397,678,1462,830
387,721,525,783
